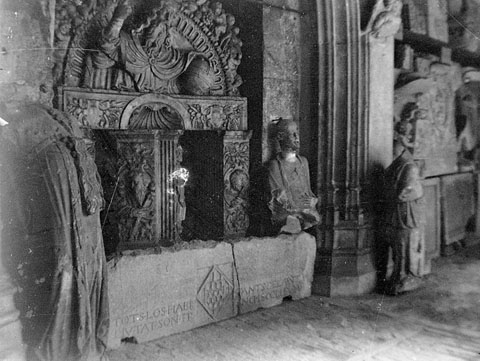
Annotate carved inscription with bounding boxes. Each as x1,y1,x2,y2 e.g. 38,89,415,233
197,265,234,320
240,275,302,306
113,300,195,339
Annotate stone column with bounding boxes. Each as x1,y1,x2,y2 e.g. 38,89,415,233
313,0,400,296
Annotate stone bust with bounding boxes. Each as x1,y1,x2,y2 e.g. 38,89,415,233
268,119,320,234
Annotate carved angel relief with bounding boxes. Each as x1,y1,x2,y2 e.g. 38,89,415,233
60,0,243,96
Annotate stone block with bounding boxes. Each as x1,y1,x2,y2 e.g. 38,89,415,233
233,232,316,314
107,241,238,348
427,0,448,42
263,8,300,81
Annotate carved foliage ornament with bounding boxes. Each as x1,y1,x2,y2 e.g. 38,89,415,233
61,0,243,96
188,103,243,130
65,95,129,128
223,140,250,234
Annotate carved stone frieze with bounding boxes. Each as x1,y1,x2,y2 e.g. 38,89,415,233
65,95,129,128
223,132,252,237
58,0,243,96
60,87,247,131
188,103,244,130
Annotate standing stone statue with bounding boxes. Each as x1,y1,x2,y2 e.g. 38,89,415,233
268,119,320,234
0,104,109,361
383,121,425,295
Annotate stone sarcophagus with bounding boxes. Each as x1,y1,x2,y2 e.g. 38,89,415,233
57,0,250,250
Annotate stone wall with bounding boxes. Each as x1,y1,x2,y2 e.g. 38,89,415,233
107,232,315,348
262,0,317,165
0,0,53,109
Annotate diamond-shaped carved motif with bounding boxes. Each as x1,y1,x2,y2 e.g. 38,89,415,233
197,265,233,320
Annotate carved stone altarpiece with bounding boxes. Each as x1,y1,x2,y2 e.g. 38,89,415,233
58,0,250,249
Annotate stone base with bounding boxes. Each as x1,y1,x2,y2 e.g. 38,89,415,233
312,272,376,297
107,233,316,348
313,249,377,297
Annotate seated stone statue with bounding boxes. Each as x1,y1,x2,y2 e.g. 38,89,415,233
268,119,320,234
383,121,425,295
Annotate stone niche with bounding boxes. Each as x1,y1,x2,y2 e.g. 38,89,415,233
107,232,316,348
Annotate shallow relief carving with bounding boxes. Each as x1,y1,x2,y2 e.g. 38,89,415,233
394,62,461,177
61,88,247,131
223,133,252,237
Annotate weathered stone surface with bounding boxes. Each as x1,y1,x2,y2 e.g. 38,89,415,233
107,234,317,348
107,241,238,348
427,0,448,42
263,8,300,81
440,172,475,253
233,232,316,314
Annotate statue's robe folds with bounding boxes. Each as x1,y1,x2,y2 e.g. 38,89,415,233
85,27,196,93
1,105,108,361
383,149,426,292
268,154,320,233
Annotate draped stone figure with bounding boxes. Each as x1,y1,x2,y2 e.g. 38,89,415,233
383,121,426,295
0,104,109,361
84,0,199,93
268,119,320,234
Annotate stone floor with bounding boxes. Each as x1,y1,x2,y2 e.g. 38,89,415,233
107,243,480,361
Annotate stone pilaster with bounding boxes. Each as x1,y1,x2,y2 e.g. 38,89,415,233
313,0,399,296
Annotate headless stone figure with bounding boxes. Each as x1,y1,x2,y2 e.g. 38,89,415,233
268,119,320,234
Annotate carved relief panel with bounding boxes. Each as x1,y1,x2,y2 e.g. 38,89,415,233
394,62,461,177
57,0,243,97
103,130,184,250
